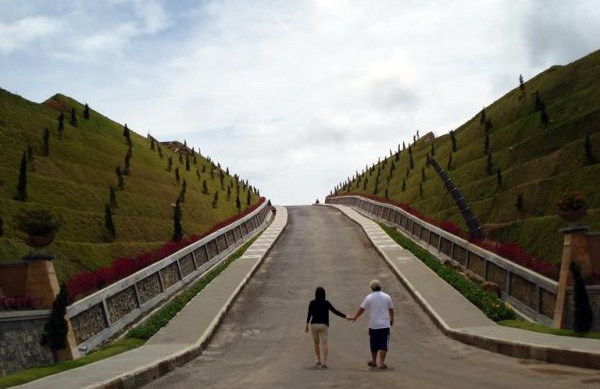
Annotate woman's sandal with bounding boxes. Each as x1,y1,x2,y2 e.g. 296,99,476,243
367,361,377,367
379,364,388,370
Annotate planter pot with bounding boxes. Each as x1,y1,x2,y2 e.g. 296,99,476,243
24,235,55,248
558,208,587,222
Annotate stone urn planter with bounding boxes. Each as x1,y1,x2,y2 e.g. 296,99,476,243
556,191,587,225
558,208,587,223
15,209,59,250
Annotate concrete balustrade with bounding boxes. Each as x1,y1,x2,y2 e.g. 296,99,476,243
66,201,274,354
326,195,558,325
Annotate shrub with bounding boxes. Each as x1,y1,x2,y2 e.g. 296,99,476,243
379,223,516,321
571,262,593,333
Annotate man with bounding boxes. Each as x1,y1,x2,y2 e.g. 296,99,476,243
349,279,394,369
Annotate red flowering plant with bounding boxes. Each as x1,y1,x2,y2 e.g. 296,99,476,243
0,296,35,311
66,198,267,302
556,191,587,212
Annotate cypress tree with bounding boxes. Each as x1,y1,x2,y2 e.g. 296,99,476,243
570,261,593,333
150,138,155,151
70,107,78,127
178,153,183,164
226,186,231,201
447,153,453,170
109,186,117,208
43,127,50,156
246,190,251,206
179,179,187,203
202,180,209,195
421,167,426,182
485,118,493,132
519,74,525,93
515,193,524,210
167,156,173,172
158,146,163,159
484,132,490,154
196,169,201,179
123,124,131,145
479,108,486,125
496,168,502,187
430,142,435,156
115,166,124,190
450,130,457,152
419,182,423,197
57,112,64,137
123,147,132,175
384,188,388,199
362,177,368,190
41,284,69,356
104,204,116,241
15,151,27,201
540,104,549,127
212,191,219,208
0,217,3,237
585,134,596,164
236,193,241,211
172,200,183,241
185,154,190,171
83,103,90,120
175,167,180,183
401,179,406,192
486,153,493,175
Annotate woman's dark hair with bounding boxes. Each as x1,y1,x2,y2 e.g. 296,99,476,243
315,286,326,300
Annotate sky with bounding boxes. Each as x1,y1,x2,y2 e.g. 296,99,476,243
1,0,599,205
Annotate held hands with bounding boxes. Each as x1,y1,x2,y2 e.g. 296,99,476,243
345,316,356,323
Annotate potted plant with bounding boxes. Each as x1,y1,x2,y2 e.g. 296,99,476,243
556,191,587,222
14,209,59,247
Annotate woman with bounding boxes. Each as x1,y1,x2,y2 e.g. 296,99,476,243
305,286,349,368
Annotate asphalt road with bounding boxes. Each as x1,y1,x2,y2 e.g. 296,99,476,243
145,206,600,389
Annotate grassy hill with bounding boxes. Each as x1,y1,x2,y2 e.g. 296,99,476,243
333,50,600,265
0,90,260,282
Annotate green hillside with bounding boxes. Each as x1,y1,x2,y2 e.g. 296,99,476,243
333,50,600,265
0,90,260,281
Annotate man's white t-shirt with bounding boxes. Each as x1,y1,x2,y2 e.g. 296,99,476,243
360,291,393,329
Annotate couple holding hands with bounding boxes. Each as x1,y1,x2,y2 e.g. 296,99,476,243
304,280,394,369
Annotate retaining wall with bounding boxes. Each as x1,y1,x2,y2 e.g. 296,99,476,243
67,201,273,354
0,310,54,376
326,195,558,325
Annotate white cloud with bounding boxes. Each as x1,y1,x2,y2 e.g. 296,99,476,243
0,16,61,55
1,0,599,204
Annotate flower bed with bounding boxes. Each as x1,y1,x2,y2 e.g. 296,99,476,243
66,198,266,302
331,193,559,280
0,297,35,311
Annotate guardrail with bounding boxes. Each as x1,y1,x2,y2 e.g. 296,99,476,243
326,195,558,325
67,201,273,353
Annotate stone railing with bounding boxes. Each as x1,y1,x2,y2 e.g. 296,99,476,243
326,195,558,325
67,201,273,353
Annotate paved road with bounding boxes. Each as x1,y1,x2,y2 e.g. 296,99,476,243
146,206,600,389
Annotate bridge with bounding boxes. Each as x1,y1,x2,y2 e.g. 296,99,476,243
13,205,600,388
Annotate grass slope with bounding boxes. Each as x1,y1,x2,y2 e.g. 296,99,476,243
335,50,600,264
0,90,260,281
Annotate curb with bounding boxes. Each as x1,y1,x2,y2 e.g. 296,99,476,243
89,206,288,389
327,204,600,370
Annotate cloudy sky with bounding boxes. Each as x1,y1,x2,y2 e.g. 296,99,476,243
1,0,599,205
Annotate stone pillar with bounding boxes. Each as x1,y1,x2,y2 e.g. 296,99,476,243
22,253,78,360
23,253,59,309
553,226,591,329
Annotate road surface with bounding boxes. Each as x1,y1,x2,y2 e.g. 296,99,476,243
146,206,600,388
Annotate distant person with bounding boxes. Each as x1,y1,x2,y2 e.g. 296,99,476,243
348,279,394,369
305,286,349,368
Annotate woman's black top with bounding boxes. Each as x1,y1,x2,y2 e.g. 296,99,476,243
306,299,346,326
